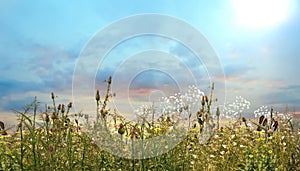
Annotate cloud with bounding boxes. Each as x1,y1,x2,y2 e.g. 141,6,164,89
0,110,19,126
224,64,253,78
0,37,77,119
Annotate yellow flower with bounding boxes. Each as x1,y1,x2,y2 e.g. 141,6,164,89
249,154,253,158
268,150,272,154
154,127,162,132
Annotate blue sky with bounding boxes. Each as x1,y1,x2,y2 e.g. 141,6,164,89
1,0,300,124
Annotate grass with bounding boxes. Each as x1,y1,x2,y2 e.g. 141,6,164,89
0,78,299,170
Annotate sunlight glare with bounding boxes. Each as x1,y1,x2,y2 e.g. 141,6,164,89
232,0,291,29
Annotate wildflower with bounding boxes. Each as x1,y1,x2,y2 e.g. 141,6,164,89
239,144,245,148
210,154,215,158
220,151,225,155
249,154,253,158
93,141,97,147
267,129,273,134
222,144,227,149
254,106,270,118
49,146,54,152
233,142,237,146
223,96,251,120
154,127,161,132
268,150,272,154
130,127,140,139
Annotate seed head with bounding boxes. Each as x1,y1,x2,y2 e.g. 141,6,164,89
100,109,108,118
0,121,4,130
118,123,125,135
95,90,100,101
273,120,278,131
262,118,268,126
216,107,220,116
205,96,209,103
201,96,205,106
45,114,50,123
242,117,246,123
51,92,55,100
51,112,56,120
61,104,65,113
257,126,262,131
259,115,265,124
108,76,112,84
68,102,72,109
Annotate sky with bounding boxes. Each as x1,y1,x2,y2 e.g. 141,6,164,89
0,0,300,125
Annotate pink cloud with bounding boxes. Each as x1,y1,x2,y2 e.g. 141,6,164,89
129,88,156,97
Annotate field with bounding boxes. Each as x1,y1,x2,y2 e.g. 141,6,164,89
0,80,299,170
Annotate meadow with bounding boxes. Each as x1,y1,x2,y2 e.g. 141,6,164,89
0,78,299,170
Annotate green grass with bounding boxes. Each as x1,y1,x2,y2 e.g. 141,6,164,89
0,79,299,170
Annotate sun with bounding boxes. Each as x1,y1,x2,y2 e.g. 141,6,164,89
232,0,291,29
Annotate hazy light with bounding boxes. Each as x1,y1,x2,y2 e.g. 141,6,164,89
232,0,291,29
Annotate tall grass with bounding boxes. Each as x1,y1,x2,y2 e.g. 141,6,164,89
0,78,299,170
